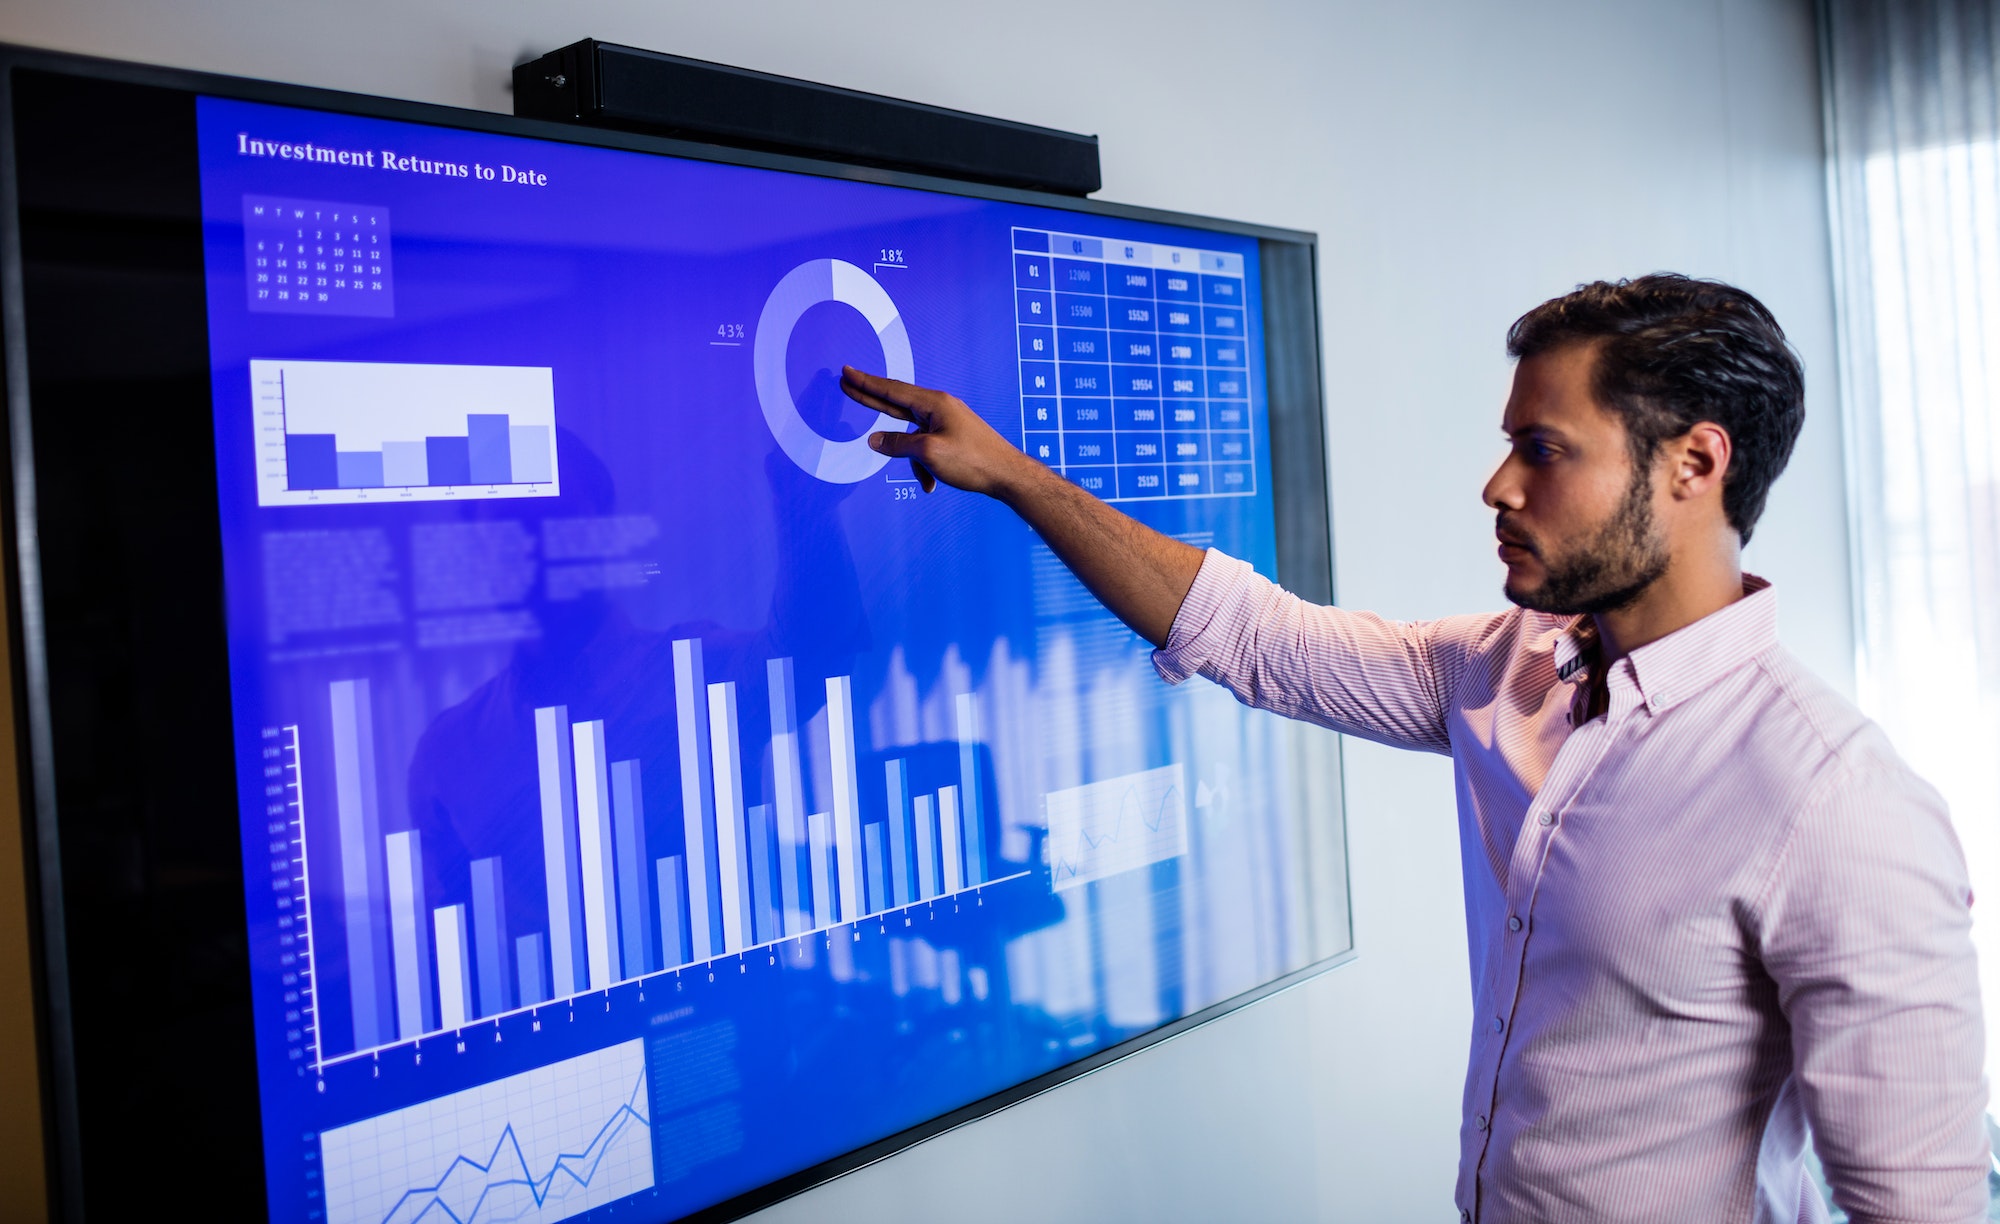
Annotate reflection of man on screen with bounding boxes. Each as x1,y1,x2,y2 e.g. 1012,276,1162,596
842,274,1988,1222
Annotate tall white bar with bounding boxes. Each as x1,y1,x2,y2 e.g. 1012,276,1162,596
808,812,836,929
384,830,435,1039
535,705,588,996
708,681,751,952
329,678,392,1051
914,793,940,900
673,639,719,958
433,904,473,1030
572,719,621,988
766,658,808,936
827,675,865,922
955,694,988,884
938,785,965,893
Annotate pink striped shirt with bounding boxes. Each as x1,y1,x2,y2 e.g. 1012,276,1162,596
1152,549,1988,1223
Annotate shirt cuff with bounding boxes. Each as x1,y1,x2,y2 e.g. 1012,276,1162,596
1151,548,1258,685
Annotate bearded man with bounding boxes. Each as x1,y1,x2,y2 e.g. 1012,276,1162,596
840,275,1989,1223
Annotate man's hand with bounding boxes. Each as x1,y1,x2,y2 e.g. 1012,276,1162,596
843,366,1045,498
838,365,1204,649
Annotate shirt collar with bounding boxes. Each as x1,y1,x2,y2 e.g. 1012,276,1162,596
1549,575,1777,714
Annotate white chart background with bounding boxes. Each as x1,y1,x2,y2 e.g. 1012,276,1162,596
251,358,560,506
320,1039,654,1224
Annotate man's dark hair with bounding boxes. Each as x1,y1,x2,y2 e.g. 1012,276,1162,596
1505,274,1805,543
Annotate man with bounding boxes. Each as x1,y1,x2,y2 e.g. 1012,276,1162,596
840,275,1989,1222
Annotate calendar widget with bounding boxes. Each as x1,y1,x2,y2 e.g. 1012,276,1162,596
243,195,394,317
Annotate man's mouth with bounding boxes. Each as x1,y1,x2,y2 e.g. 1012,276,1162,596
1495,522,1537,562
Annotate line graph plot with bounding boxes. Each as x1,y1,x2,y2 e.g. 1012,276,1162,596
321,1040,654,1224
1044,763,1189,890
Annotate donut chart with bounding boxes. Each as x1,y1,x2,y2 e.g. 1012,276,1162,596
753,258,915,483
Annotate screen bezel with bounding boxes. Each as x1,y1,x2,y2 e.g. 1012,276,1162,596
0,41,1348,1223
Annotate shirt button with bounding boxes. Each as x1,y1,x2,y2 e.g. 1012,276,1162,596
1537,811,1555,826
1491,1016,1505,1033
1507,915,1523,932
1475,1113,1489,1130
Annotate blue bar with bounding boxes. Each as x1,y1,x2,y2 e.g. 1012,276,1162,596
286,434,339,490
467,413,512,485
335,451,385,489
469,856,511,1017
955,696,988,886
1106,265,1155,297
1060,400,1110,432
656,856,689,967
425,435,472,486
1109,299,1156,330
863,823,888,916
1054,293,1105,327
382,440,428,487
885,760,912,908
1011,228,1050,252
329,679,391,1052
509,425,553,484
747,802,776,944
1014,253,1051,288
1053,259,1104,293
515,932,547,1006
1200,274,1244,305
611,760,652,977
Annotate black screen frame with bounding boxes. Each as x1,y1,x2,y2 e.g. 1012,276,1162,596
0,41,1345,1223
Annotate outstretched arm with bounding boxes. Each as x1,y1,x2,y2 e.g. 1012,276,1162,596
844,366,1203,648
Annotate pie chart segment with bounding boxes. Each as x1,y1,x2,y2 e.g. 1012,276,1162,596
754,258,915,483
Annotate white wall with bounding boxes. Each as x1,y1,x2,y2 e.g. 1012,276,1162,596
0,1,1844,1219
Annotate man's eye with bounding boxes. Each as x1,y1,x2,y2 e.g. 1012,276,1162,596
1517,440,1557,464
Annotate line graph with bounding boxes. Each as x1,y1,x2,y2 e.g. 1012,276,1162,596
321,1040,654,1224
1044,763,1190,890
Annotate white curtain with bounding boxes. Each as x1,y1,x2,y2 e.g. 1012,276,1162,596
1823,0,2000,1107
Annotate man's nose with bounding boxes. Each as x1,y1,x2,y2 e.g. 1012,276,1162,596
1483,457,1523,511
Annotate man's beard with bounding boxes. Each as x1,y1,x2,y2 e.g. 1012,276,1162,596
1503,467,1670,616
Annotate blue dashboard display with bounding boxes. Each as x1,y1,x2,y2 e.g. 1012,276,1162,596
196,96,1345,1223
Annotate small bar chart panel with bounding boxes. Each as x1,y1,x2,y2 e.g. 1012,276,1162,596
251,359,560,506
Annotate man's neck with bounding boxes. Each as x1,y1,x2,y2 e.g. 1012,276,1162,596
1591,554,1746,666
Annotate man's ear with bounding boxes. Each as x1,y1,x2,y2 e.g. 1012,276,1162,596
1668,422,1731,502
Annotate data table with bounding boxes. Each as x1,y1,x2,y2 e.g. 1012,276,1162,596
1012,227,1255,502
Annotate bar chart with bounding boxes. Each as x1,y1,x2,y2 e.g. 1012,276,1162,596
250,359,561,507
308,640,1019,1066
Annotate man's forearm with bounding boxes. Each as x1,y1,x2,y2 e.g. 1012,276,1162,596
992,458,1204,649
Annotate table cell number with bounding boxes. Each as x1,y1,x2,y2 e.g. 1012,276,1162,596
244,195,394,317
1010,228,1255,502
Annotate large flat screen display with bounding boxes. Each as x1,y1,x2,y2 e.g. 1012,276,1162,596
5,53,1347,1224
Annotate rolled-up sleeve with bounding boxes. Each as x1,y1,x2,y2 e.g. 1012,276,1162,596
1757,738,1990,1223
1151,548,1483,755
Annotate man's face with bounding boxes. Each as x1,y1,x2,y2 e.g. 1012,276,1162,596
1482,342,1671,616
